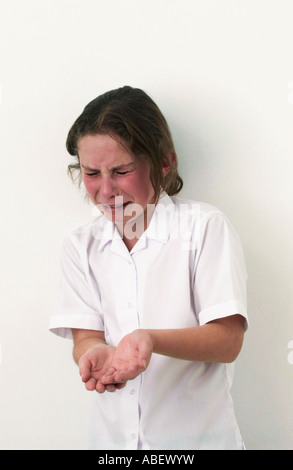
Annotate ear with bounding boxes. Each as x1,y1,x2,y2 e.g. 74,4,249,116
162,151,175,177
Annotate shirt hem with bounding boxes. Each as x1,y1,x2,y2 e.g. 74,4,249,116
49,314,104,339
198,300,248,330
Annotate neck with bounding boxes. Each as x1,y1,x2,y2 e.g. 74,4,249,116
123,236,139,252
118,204,156,252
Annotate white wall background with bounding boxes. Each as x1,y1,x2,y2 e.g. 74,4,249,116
0,0,292,450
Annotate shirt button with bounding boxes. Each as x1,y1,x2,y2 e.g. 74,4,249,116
128,302,134,308
129,389,135,395
131,433,136,440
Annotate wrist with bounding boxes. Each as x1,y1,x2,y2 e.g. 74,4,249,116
73,338,112,364
141,329,156,353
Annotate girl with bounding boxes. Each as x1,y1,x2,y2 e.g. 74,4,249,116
50,86,248,450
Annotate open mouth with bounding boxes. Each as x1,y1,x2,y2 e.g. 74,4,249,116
101,201,131,212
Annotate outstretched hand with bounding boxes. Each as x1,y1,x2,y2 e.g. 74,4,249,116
78,329,153,393
101,329,153,387
79,344,125,393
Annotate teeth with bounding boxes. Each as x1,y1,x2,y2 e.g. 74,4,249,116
103,203,125,209
100,201,130,211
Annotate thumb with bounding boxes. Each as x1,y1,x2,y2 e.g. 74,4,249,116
137,342,152,370
78,355,92,382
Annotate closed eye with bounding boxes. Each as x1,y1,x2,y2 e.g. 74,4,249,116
82,163,135,177
84,170,131,177
84,171,99,176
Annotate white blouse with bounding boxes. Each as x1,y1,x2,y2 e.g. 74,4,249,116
49,193,248,450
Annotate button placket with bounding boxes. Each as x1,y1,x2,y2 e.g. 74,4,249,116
121,257,141,448
124,377,140,449
125,257,139,328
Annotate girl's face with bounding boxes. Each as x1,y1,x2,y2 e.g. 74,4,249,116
78,134,157,234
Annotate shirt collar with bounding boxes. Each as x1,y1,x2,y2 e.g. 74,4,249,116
92,213,119,252
144,192,175,244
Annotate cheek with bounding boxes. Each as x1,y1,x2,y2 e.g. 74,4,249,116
118,174,141,194
83,177,98,195
134,169,154,198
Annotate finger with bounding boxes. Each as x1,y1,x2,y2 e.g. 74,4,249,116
112,370,127,383
112,367,140,383
84,377,97,391
139,358,147,369
115,382,127,390
105,381,126,392
95,381,106,394
101,366,117,385
79,356,92,383
137,343,152,370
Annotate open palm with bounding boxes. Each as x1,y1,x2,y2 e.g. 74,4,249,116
79,344,123,393
101,330,153,385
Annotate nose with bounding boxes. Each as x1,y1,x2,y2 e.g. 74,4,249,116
100,175,119,200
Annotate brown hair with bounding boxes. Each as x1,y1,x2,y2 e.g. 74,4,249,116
66,86,183,201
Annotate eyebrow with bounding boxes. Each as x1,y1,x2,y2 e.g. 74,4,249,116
81,162,135,172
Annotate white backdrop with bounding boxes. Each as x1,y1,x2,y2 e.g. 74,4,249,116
0,0,292,450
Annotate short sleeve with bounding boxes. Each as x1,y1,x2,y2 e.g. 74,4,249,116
193,212,248,330
49,235,104,339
